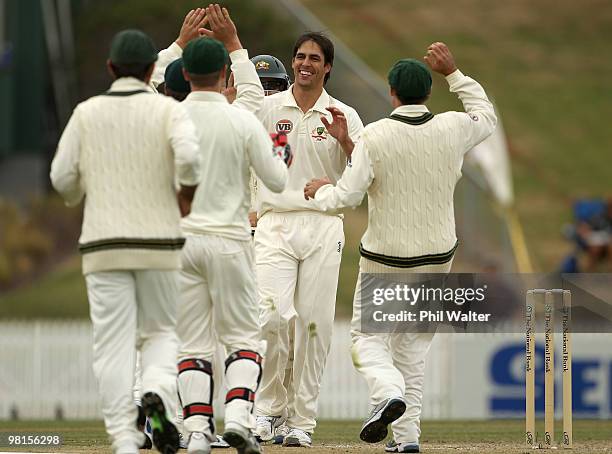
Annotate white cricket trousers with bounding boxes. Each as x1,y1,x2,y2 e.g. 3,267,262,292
177,234,261,435
351,258,453,444
255,211,344,433
85,270,180,452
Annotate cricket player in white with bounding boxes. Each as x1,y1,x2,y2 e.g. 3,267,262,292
304,43,497,453
248,54,295,445
173,32,290,454
126,10,207,447
154,6,268,451
50,30,201,454
253,32,364,447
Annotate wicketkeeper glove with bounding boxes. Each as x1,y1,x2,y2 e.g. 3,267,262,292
270,132,293,167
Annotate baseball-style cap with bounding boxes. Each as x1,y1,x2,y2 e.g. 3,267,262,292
109,29,158,65
388,59,432,100
182,37,228,75
164,58,191,93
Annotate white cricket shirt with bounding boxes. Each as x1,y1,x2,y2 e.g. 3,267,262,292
255,86,363,215
180,91,287,241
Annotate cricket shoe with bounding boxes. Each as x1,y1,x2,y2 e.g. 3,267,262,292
141,416,153,449
136,406,152,449
282,428,312,448
187,432,211,454
142,392,180,454
211,435,230,449
223,423,262,454
180,432,188,449
273,424,291,445
384,440,420,453
141,434,153,450
255,415,284,443
360,397,407,443
115,440,141,454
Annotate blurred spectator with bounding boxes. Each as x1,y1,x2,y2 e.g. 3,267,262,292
561,198,612,272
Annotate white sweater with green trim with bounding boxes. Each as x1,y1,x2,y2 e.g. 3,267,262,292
50,77,200,274
315,70,497,261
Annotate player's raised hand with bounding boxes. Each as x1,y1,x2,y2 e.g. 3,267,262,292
321,107,349,144
304,177,332,200
199,4,242,53
176,8,208,49
424,42,457,76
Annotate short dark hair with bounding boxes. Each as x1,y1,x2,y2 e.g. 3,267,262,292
396,93,430,106
186,70,223,88
292,32,334,84
110,62,153,81
164,86,188,102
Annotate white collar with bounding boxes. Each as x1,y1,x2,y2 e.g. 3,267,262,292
108,77,152,93
390,104,430,117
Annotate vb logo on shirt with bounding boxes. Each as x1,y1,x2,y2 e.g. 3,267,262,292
275,119,293,133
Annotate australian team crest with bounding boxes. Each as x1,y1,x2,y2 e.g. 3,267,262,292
275,119,293,133
311,125,328,142
255,61,270,71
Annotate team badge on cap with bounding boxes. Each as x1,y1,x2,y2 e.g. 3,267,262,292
311,126,328,142
255,61,270,71
275,119,293,133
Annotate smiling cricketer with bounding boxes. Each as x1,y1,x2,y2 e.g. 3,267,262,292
252,32,364,447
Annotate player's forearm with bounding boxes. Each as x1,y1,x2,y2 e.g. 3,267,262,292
50,152,84,207
50,113,85,207
339,137,355,158
447,69,497,130
256,158,287,194
314,184,365,211
150,42,183,89
316,139,373,209
230,49,264,114
314,157,371,210
51,173,84,207
169,106,201,186
174,145,201,187
224,37,243,54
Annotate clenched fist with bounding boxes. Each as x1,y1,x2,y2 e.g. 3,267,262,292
304,177,331,200
424,42,457,76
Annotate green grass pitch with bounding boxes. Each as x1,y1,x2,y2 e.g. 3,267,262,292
1,419,611,453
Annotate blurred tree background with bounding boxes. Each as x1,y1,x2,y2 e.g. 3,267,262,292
0,0,301,318
2,0,610,319
74,0,297,98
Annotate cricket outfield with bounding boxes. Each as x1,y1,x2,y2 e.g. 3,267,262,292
1,420,611,453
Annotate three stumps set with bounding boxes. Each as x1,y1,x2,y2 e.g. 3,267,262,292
526,289,573,449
